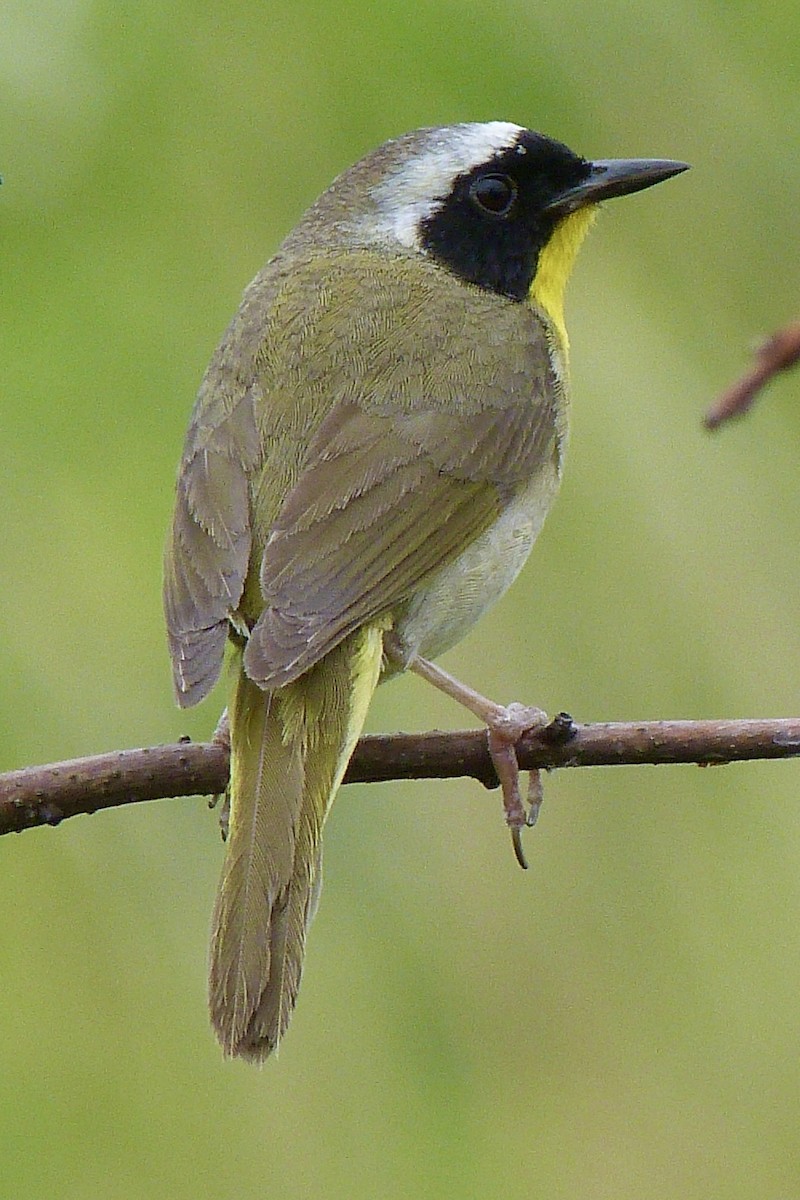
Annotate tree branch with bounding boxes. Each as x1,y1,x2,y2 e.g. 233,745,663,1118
705,318,800,429
3,714,800,836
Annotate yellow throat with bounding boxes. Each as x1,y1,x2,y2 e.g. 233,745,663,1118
529,205,597,362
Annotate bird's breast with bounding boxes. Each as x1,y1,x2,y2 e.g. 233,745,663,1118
389,453,563,667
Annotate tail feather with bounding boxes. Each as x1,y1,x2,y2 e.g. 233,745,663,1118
209,620,386,1061
236,841,322,1060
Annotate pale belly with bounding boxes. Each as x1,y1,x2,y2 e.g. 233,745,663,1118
388,461,562,668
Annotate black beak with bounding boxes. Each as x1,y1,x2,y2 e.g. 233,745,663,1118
544,158,689,216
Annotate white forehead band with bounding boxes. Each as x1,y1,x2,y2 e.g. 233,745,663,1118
368,122,523,249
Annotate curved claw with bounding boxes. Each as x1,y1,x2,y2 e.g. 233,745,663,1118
511,827,529,870
214,790,231,842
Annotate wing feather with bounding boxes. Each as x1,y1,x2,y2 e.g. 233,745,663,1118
165,249,560,701
244,371,558,689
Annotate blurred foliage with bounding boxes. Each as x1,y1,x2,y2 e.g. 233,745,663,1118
3,2,800,1197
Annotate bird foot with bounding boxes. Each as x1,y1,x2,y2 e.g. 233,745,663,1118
208,708,231,839
391,645,550,869
485,704,548,869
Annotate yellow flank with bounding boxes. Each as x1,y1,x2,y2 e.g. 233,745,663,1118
330,619,388,792
529,205,597,358
279,616,389,790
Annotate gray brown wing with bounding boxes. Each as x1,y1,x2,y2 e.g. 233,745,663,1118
166,248,560,700
244,285,560,689
164,300,269,706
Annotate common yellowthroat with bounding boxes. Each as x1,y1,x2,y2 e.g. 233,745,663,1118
164,122,687,1061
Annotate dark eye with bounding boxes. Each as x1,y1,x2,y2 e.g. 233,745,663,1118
469,173,517,216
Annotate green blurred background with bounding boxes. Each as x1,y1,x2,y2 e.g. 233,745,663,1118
4,2,800,1196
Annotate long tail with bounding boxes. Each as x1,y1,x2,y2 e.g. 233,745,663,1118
208,621,385,1061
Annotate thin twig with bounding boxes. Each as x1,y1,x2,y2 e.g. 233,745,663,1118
705,319,800,429
2,714,800,836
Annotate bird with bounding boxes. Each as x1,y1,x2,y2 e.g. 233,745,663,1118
163,121,687,1061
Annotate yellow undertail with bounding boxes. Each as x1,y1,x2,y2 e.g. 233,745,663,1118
208,619,387,1060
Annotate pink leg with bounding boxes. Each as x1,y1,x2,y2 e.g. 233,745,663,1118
398,650,547,869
